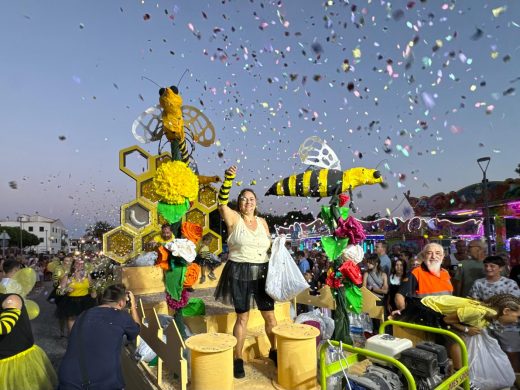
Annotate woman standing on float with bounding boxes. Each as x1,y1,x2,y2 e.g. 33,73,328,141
214,165,278,379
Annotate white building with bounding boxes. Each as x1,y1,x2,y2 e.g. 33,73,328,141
0,214,68,254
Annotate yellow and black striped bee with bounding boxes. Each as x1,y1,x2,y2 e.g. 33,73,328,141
265,167,382,198
265,136,383,198
159,85,188,163
132,82,216,166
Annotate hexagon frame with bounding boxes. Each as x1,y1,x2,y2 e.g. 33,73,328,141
121,197,157,233
103,225,139,264
104,146,223,263
119,145,152,181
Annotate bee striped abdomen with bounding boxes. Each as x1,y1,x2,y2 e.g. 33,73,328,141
266,169,343,197
179,138,190,163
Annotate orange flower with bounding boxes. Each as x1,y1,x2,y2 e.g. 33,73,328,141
183,263,201,288
181,222,203,244
155,246,170,271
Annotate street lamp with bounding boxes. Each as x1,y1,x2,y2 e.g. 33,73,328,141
477,157,493,255
17,215,25,254
0,230,10,257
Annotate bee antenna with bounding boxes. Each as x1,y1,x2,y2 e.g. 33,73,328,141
177,69,190,88
141,76,162,88
375,159,388,170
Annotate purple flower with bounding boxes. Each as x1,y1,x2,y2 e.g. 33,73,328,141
334,216,366,244
165,289,189,310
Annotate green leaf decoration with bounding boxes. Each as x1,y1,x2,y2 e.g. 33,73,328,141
157,199,190,223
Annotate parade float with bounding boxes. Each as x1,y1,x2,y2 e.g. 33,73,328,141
99,86,473,389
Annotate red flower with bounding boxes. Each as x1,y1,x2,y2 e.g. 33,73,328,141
325,269,342,289
339,260,362,285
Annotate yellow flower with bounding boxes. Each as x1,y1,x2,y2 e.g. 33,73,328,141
153,161,199,204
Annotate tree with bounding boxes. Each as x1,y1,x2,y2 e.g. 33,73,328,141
85,221,114,241
0,226,40,248
516,163,520,176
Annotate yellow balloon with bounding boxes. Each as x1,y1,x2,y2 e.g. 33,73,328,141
47,259,61,273
25,299,40,320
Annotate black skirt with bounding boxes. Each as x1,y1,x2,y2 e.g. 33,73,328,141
56,294,96,319
214,260,274,313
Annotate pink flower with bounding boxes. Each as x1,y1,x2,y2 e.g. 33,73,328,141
165,289,189,310
334,216,366,244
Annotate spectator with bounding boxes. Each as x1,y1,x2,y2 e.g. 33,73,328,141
295,251,310,275
0,293,57,389
0,259,22,295
58,284,140,389
449,240,471,267
387,258,407,313
453,239,486,297
375,241,391,275
398,250,413,270
395,243,458,369
390,244,402,261
468,255,520,372
363,254,388,300
395,243,453,310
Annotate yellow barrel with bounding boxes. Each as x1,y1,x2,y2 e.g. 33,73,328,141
272,323,320,390
185,333,237,390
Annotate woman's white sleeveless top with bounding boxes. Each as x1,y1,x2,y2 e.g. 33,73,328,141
227,217,271,264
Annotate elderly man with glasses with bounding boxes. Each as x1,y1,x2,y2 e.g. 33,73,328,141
453,239,486,297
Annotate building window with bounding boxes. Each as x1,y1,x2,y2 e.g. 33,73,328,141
39,226,44,232
28,226,33,232
39,238,44,243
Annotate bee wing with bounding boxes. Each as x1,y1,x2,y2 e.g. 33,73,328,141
131,104,164,144
182,105,216,147
298,136,341,170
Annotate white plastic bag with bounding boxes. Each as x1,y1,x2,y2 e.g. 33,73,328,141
295,309,335,340
135,339,157,362
466,329,515,390
266,236,309,301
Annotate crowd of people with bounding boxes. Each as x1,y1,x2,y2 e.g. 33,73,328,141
0,253,139,389
290,238,520,384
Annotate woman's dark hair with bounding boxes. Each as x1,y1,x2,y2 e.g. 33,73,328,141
483,255,506,268
366,253,382,274
391,258,407,276
68,258,79,278
237,188,258,216
101,284,127,304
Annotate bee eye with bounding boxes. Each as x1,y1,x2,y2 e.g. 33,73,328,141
373,170,381,179
159,88,165,96
170,85,179,94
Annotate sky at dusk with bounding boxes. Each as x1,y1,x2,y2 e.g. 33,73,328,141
1,1,519,238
